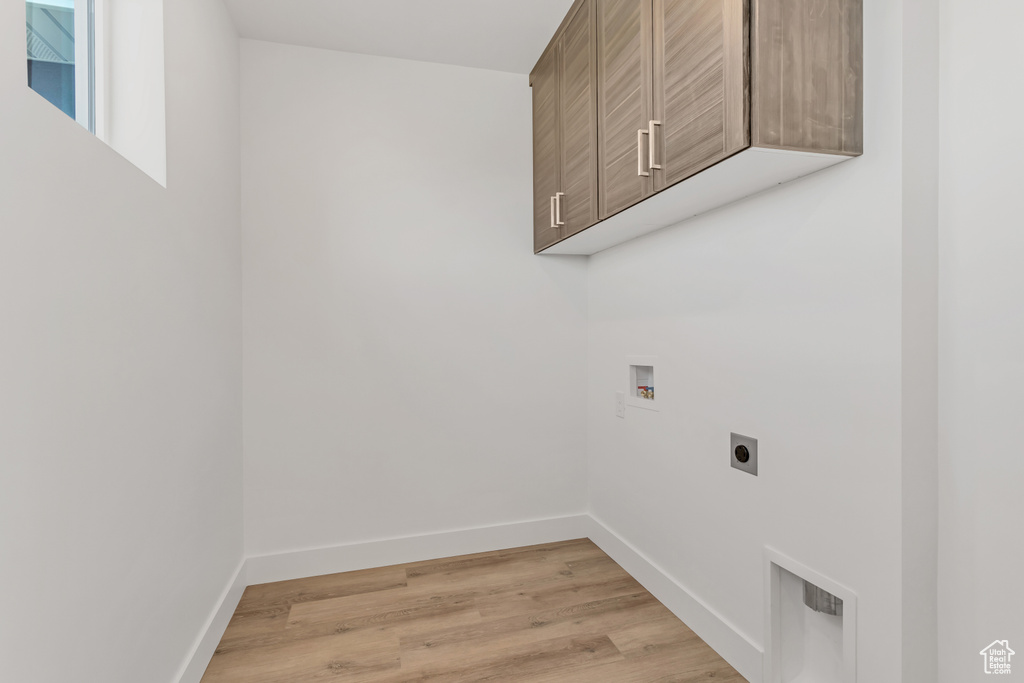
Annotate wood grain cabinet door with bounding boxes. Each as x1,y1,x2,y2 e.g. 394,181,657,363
597,0,653,220
532,43,562,253
559,0,599,238
651,0,749,192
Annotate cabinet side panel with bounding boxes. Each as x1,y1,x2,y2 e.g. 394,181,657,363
597,0,653,219
533,46,562,253
723,0,750,153
753,0,863,155
561,0,600,236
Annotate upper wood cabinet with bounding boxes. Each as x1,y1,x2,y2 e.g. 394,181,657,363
531,0,599,253
531,0,863,255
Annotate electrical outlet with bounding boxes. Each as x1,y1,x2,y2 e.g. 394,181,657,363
615,392,626,418
731,433,758,476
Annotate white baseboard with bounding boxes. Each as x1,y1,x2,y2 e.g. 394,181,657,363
177,513,760,683
174,560,247,683
246,514,593,586
584,514,764,683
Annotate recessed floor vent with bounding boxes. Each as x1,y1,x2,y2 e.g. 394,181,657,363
765,549,857,683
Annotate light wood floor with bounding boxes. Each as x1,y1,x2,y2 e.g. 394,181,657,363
201,539,746,682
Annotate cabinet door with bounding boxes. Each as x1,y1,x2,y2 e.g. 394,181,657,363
559,0,599,237
651,0,748,192
597,0,653,219
532,44,562,253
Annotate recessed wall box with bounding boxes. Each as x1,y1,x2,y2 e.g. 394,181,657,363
626,356,658,412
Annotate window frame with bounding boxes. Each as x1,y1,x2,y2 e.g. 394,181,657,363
71,0,104,135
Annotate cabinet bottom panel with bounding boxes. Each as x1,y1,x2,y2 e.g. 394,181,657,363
540,146,853,255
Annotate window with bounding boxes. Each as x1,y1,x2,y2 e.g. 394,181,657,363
26,0,102,133
25,0,166,187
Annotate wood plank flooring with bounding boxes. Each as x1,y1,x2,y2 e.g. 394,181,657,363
201,539,746,682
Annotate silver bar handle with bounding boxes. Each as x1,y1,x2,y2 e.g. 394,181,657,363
637,129,650,177
555,192,565,227
649,120,662,170
550,195,557,229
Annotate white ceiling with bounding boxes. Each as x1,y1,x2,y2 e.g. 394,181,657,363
222,0,576,75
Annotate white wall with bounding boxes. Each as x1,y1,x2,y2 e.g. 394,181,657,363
938,1,1024,680
901,0,940,680
0,1,242,682
240,41,589,557
586,2,907,680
